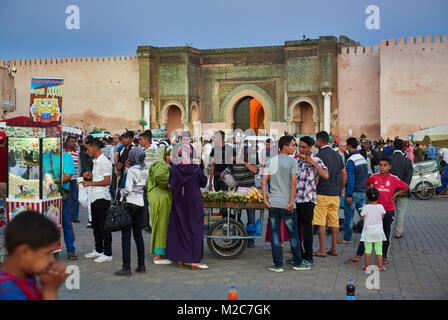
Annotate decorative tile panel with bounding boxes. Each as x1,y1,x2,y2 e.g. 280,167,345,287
321,56,331,88
159,65,186,96
286,57,319,92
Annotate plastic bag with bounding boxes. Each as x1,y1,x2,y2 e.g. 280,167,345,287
78,184,91,208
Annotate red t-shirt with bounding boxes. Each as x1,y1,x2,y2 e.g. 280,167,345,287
365,173,408,212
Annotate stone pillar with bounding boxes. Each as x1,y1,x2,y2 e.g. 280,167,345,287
192,121,201,138
322,91,332,133
143,98,151,131
286,120,293,135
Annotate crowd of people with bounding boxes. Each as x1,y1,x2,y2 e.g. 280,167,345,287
1,126,448,299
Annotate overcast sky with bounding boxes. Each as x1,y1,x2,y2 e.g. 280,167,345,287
1,0,447,60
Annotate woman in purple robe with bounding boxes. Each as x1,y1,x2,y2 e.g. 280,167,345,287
166,144,209,270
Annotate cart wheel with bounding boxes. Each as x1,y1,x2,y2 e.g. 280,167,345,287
207,219,248,259
415,182,434,200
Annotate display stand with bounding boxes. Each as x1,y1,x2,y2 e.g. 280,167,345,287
5,119,63,253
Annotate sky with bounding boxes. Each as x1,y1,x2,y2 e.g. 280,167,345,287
0,0,447,60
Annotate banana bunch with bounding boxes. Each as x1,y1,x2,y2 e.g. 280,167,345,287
245,187,264,203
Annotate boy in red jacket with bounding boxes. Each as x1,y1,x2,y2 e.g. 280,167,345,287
346,158,409,265
0,211,68,300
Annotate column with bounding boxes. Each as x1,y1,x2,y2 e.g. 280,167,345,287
143,98,151,131
192,120,201,139
322,91,332,133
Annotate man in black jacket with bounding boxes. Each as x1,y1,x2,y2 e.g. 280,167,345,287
360,140,378,176
390,139,413,239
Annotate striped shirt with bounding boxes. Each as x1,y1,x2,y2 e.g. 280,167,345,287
64,147,79,180
144,142,160,168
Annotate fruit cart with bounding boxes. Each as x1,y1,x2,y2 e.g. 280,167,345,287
202,188,267,259
5,119,63,254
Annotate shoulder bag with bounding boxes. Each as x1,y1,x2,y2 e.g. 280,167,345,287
105,196,132,232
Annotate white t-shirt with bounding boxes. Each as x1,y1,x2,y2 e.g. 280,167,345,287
90,154,112,203
360,204,387,242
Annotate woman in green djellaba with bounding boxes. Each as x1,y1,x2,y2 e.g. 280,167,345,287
146,145,173,264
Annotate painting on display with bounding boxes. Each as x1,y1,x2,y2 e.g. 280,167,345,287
29,78,63,123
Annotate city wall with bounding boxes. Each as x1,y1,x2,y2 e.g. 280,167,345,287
379,35,448,139
1,56,140,133
337,45,380,140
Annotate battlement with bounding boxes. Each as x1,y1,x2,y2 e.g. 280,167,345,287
380,34,448,47
339,34,448,56
1,56,137,67
339,45,380,55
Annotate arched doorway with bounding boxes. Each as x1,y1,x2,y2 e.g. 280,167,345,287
189,103,199,133
233,97,265,133
165,105,183,137
289,97,318,135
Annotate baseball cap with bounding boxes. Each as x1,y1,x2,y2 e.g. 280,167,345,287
0,131,6,141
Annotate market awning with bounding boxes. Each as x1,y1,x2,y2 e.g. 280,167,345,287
62,126,82,135
412,125,448,142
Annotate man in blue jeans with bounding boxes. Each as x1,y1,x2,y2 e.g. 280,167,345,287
339,137,368,244
262,135,310,272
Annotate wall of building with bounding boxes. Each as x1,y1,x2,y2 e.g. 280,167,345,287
380,35,448,139
1,56,140,133
337,45,380,141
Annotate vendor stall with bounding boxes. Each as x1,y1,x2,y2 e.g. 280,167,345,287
202,189,266,259
5,119,63,253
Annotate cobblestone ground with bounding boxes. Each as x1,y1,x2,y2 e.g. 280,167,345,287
58,197,448,300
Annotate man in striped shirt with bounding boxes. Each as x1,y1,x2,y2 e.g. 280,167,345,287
64,136,80,223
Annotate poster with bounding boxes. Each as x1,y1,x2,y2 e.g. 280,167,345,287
29,78,63,123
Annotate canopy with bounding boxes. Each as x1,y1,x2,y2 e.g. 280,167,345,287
62,125,82,135
412,125,448,148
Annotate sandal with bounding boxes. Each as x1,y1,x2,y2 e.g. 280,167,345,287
68,253,78,261
363,265,369,271
383,258,390,265
337,239,351,244
327,250,338,256
313,251,327,258
378,266,387,272
346,258,360,264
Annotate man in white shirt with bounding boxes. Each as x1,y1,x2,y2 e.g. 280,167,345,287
81,139,113,263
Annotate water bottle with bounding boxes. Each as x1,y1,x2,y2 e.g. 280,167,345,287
228,285,238,300
346,278,355,300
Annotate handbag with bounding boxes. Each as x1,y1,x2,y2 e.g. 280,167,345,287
49,153,70,201
105,197,132,232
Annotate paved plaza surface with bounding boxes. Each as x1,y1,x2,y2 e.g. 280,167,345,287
58,197,448,300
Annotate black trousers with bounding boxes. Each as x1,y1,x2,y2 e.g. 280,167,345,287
91,199,112,256
296,202,315,261
121,204,145,270
143,187,150,228
356,211,394,258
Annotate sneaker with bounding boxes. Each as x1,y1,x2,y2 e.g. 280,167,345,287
115,269,131,277
268,265,284,273
304,259,314,265
94,254,113,263
84,250,102,259
303,260,313,268
86,222,92,228
286,257,295,265
153,259,172,265
292,261,311,271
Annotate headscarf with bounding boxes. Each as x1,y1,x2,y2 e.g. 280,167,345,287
154,145,171,164
128,146,146,169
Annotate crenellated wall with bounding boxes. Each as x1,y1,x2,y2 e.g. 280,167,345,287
379,35,448,139
1,56,140,133
337,45,380,140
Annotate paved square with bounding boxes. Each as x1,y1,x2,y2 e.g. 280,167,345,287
58,197,448,300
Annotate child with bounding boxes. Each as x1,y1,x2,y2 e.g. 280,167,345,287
347,157,409,265
0,211,68,300
360,188,387,271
